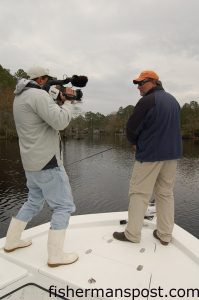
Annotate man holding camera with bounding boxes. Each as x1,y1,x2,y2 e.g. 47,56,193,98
113,70,182,245
4,66,80,267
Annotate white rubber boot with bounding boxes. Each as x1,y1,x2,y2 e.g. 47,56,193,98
47,229,78,267
4,217,32,252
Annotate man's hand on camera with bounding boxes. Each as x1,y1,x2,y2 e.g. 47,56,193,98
65,87,75,97
60,88,75,104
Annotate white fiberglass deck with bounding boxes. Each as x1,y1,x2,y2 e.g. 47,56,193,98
0,212,198,300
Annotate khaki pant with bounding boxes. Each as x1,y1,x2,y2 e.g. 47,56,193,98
125,160,177,243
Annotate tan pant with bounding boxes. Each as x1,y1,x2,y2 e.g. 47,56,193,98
125,160,177,243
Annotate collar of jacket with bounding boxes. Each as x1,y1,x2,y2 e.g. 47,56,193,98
26,82,41,89
145,85,164,96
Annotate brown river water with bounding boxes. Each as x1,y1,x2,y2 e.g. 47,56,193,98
0,136,199,239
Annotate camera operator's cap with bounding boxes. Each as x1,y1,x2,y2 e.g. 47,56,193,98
27,66,54,80
133,70,159,84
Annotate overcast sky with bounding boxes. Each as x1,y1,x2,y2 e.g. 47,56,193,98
1,0,199,115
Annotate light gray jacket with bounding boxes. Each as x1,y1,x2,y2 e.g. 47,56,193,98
13,79,79,171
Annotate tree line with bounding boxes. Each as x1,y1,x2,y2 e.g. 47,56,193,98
0,64,199,140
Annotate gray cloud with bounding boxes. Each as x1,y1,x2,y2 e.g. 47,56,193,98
1,0,199,114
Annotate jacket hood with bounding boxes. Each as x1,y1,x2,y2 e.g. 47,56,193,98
14,78,40,95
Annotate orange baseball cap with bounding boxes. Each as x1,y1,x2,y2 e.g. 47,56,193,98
133,70,159,84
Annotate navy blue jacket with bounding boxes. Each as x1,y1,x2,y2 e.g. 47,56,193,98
126,86,182,162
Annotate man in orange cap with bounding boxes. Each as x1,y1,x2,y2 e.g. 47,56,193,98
113,70,182,245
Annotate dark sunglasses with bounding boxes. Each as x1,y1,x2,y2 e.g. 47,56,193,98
137,79,151,87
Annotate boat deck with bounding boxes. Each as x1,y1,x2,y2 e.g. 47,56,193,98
0,212,199,300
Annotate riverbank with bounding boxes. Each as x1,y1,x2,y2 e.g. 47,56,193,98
1,132,199,140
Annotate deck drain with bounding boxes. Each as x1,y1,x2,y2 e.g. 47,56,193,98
140,248,145,253
85,249,92,254
137,265,143,271
88,278,96,284
107,239,113,243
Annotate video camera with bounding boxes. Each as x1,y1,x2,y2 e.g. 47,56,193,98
42,75,88,103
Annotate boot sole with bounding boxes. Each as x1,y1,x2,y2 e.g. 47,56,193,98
48,257,79,267
4,242,32,252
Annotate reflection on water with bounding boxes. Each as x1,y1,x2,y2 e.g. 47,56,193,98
0,137,199,239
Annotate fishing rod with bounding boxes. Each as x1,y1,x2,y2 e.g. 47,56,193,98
66,147,114,166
